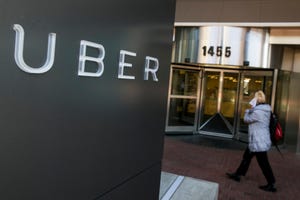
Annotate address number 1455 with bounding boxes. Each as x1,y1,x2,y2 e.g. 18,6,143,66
202,46,231,57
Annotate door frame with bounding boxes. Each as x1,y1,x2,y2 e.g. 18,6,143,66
236,69,275,141
165,64,277,140
165,64,202,133
196,68,240,138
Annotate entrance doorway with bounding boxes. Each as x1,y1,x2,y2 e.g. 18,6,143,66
165,66,201,132
166,64,275,140
237,70,274,141
198,70,239,138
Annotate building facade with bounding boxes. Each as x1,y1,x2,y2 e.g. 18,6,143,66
165,0,300,153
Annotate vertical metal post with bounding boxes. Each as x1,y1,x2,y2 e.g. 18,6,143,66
194,69,203,133
165,66,174,131
271,69,278,111
217,71,224,112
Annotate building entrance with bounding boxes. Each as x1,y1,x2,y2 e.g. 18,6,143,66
166,64,275,140
198,70,239,138
237,70,274,141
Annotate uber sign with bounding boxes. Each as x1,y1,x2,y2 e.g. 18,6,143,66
13,24,159,81
0,0,175,200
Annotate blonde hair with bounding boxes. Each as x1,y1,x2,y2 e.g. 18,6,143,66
255,90,266,104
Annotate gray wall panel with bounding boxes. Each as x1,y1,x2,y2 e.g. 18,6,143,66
260,0,300,22
176,0,300,22
97,163,162,200
0,0,175,199
175,0,224,22
285,73,300,148
221,0,261,22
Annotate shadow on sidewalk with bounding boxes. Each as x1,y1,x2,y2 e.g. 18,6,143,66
165,134,247,150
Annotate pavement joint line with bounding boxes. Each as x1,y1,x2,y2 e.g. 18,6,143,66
161,175,185,200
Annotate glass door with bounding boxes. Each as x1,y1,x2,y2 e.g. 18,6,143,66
165,66,201,132
201,71,220,124
221,72,239,129
237,70,273,141
198,70,239,137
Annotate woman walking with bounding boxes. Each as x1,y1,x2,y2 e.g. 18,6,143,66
226,90,277,192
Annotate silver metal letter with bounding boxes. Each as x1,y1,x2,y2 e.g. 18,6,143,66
144,56,159,82
118,50,136,80
13,24,56,74
78,40,105,77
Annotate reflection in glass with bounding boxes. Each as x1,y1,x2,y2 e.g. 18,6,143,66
264,76,273,104
173,27,199,63
239,75,272,134
202,71,220,124
171,69,199,96
168,98,196,126
221,73,238,125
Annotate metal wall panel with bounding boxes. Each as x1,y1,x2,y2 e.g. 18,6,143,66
0,0,176,199
175,0,300,23
173,27,199,63
174,26,268,67
285,72,300,149
221,27,247,66
197,26,266,67
198,26,223,64
244,28,269,68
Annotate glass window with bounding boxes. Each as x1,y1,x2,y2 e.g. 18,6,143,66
168,98,196,126
171,69,198,96
239,74,273,134
202,71,220,123
167,67,200,128
221,72,239,125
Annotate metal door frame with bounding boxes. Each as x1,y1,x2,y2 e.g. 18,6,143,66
236,69,275,141
165,64,202,132
196,68,240,138
165,64,276,139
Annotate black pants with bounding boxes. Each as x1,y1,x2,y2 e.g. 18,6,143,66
235,147,275,184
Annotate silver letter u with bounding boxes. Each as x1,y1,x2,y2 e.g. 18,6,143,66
13,24,56,74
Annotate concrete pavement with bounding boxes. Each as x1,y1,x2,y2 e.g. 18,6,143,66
162,135,300,200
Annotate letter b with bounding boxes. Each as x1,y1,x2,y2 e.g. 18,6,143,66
78,40,105,77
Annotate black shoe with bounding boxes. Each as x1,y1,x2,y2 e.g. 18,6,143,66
226,172,240,182
259,184,277,192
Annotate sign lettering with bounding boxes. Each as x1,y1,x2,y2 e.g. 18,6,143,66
12,24,159,81
202,46,231,58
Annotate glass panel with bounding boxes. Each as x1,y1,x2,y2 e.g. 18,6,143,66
264,76,273,104
171,69,199,96
242,75,264,97
201,71,220,124
274,71,290,143
239,75,272,134
173,27,199,63
168,98,196,126
221,72,238,125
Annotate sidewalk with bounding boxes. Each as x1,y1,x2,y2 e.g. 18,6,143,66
159,171,218,200
162,135,300,200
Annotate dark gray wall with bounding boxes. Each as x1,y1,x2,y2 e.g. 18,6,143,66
0,0,175,199
176,0,300,22
285,72,300,150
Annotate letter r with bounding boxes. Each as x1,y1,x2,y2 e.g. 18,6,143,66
144,56,159,82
